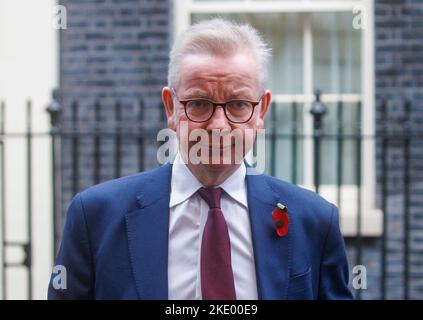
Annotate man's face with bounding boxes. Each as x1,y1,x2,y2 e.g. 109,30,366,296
163,52,271,170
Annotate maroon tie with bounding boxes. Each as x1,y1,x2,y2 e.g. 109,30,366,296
198,187,237,300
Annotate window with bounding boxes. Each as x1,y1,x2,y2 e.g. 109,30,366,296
174,0,381,236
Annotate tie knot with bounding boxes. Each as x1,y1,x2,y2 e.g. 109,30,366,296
197,187,222,209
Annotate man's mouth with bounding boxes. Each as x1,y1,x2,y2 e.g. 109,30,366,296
201,143,234,149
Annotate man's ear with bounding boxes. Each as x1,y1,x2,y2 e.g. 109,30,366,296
257,90,271,129
162,87,176,131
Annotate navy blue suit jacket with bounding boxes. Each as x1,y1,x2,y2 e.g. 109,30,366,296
48,163,353,300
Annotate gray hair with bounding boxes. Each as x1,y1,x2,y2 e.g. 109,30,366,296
168,18,272,93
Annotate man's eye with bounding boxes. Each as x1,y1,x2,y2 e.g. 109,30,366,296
190,100,209,108
230,101,248,109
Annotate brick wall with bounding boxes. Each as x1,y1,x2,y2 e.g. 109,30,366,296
57,0,423,299
59,0,171,216
349,0,423,299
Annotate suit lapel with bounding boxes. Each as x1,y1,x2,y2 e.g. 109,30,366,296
246,173,292,300
124,163,292,300
125,164,172,299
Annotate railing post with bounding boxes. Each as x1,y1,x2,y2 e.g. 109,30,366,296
25,100,33,300
138,98,145,172
46,88,63,259
94,100,101,185
115,101,122,179
355,100,363,300
381,98,388,300
0,101,6,299
336,101,344,211
71,101,79,196
291,101,298,184
310,90,327,194
270,101,277,177
403,99,411,300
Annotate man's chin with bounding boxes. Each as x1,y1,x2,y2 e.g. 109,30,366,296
203,152,245,169
200,161,239,171
180,147,245,168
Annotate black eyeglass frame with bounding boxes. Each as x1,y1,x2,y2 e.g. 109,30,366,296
171,88,264,124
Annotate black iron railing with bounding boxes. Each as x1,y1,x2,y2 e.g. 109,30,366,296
0,90,421,299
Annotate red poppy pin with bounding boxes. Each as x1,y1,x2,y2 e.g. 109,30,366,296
272,203,289,237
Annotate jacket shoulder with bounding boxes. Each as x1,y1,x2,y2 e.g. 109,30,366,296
264,175,333,209
260,174,336,229
76,163,172,215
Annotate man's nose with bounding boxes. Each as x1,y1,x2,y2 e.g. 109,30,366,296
206,105,231,130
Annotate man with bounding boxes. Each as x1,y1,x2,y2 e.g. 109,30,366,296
48,18,353,300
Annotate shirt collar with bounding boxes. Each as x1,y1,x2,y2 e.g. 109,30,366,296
218,160,248,208
170,153,248,208
170,153,203,208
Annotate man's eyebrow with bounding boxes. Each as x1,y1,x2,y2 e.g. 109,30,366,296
181,90,210,99
181,89,255,100
228,91,255,100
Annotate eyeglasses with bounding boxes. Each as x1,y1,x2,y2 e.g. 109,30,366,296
171,88,263,124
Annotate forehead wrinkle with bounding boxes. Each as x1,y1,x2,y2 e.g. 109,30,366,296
183,73,256,91
184,72,247,85
183,85,255,100
180,54,258,81
178,54,260,99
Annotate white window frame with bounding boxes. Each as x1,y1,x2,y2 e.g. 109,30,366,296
173,0,381,236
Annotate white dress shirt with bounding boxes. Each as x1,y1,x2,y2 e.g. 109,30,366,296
168,153,258,300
